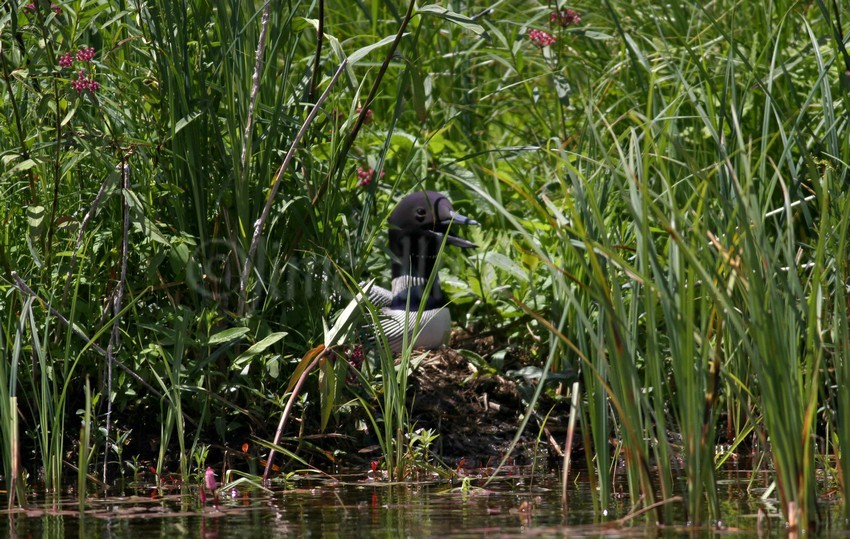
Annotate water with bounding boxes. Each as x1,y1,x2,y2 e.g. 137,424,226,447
0,469,834,537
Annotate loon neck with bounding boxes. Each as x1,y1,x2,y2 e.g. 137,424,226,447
389,261,445,311
388,275,445,310
389,233,448,309
390,234,439,274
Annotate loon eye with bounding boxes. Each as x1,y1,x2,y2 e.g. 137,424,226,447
415,207,427,221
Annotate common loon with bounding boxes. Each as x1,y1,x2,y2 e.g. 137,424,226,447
364,190,478,353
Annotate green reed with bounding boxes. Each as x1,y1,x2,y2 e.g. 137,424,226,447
78,377,92,511
445,0,849,529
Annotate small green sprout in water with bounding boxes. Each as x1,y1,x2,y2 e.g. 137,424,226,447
126,455,143,487
108,428,132,483
193,443,211,477
408,427,440,462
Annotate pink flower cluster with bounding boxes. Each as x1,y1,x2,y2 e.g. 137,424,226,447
71,70,99,93
356,166,383,187
58,46,96,69
23,2,62,15
528,29,556,48
76,46,96,62
550,8,581,27
58,47,99,93
58,51,73,68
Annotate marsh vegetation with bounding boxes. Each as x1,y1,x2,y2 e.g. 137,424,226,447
2,0,850,533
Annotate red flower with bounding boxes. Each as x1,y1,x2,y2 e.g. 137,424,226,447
528,29,556,48
76,46,96,63
356,166,383,187
71,71,88,92
22,2,62,16
71,70,99,93
550,8,581,28
58,52,73,68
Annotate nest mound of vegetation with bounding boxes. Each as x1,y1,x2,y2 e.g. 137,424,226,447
406,346,571,465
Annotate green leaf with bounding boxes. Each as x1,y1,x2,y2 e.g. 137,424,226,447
208,327,250,345
292,17,318,33
26,234,43,268
349,34,406,65
577,29,614,40
417,5,489,38
174,111,203,134
169,241,191,274
123,188,170,246
553,73,571,107
410,65,428,122
319,358,336,431
242,332,287,356
325,279,374,347
27,205,45,232
484,252,528,282
325,33,358,87
266,356,280,379
9,158,37,175
233,332,288,371
61,107,76,128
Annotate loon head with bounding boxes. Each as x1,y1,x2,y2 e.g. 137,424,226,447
388,190,478,282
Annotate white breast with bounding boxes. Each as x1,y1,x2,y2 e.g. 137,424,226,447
380,307,452,353
410,307,452,351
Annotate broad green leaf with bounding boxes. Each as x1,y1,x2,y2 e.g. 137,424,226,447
123,188,170,245
484,252,528,282
292,17,318,33
61,107,76,127
9,159,37,175
349,34,407,65
418,5,488,37
553,73,570,107
208,327,250,345
174,111,203,134
318,357,336,430
241,332,287,357
578,30,614,40
27,205,45,231
234,332,287,372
